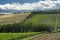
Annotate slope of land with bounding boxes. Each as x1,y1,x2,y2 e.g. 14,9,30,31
25,14,57,32
0,13,31,24
25,14,56,26
58,14,60,32
24,13,60,40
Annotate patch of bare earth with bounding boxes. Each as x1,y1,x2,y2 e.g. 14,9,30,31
30,33,60,40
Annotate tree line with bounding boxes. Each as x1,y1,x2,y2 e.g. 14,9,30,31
0,22,53,33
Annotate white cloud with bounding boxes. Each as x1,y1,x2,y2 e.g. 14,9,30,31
0,0,60,11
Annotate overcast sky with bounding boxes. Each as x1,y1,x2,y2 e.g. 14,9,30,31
0,0,60,13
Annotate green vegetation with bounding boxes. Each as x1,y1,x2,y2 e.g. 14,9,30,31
25,14,56,26
0,32,40,40
25,13,57,32
57,14,60,32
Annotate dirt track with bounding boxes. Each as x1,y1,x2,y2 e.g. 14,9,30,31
30,33,60,40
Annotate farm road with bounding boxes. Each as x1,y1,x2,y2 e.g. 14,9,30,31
30,33,60,40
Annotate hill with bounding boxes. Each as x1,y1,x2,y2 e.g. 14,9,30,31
0,12,31,24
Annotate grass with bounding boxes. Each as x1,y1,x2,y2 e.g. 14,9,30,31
0,13,31,24
25,14,57,26
25,14,42,26
0,32,40,40
57,14,60,32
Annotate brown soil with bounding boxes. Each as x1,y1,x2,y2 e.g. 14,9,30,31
30,33,60,40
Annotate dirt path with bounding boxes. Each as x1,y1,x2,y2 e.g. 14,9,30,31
30,33,60,40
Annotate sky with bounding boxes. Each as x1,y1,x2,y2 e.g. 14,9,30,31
0,0,41,4
0,0,60,13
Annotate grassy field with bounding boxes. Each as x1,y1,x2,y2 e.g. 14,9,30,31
0,32,40,40
0,13,31,24
25,13,60,32
25,14,56,27
57,14,60,31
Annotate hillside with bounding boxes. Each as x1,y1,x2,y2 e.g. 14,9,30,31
0,13,31,24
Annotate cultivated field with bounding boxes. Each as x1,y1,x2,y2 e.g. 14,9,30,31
0,13,31,24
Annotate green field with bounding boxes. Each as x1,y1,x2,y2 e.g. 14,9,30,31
57,14,60,31
0,32,40,40
25,14,56,26
26,14,57,31
25,13,60,32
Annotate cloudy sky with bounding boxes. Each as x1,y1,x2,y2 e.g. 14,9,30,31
0,0,60,13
